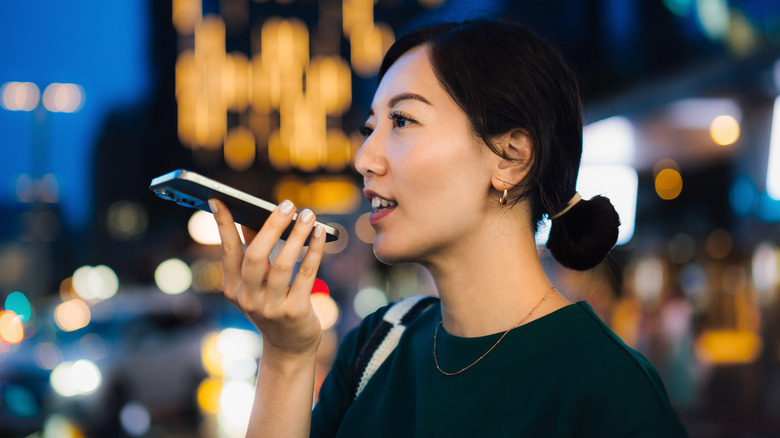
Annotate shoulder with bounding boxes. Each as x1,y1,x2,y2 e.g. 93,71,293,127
548,301,686,436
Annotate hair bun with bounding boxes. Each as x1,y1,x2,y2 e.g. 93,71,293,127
545,195,620,271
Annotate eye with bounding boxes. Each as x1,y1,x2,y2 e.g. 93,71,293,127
359,125,373,137
389,111,415,129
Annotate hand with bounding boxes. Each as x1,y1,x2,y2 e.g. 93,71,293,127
210,198,327,359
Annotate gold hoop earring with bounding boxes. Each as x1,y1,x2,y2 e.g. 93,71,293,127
499,187,508,206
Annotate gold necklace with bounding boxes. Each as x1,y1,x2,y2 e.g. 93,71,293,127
433,286,556,376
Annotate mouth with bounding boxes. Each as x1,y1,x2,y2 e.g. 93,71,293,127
369,195,397,213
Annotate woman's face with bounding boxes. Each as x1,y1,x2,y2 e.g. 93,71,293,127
356,46,496,265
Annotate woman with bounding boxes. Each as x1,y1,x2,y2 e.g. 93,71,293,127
210,19,688,437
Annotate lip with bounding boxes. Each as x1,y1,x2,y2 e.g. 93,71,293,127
364,188,397,226
369,207,395,226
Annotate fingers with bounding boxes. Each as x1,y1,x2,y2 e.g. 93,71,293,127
241,200,297,291
210,199,244,300
289,222,327,301
264,209,319,296
241,225,258,246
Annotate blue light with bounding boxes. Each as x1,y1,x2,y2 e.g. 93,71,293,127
5,291,32,322
729,176,755,217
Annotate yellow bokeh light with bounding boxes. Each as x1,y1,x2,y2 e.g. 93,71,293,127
155,258,193,295
197,377,223,414
224,125,256,171
54,299,91,332
1,82,40,111
273,177,361,214
655,168,683,200
695,329,762,364
350,23,394,77
42,83,84,113
325,129,352,172
307,56,352,116
223,53,251,112
710,114,740,145
201,332,223,377
0,310,24,344
173,0,202,35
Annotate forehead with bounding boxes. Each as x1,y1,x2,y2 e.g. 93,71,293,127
371,45,445,110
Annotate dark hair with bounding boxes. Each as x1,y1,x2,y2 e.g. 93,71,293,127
377,19,619,271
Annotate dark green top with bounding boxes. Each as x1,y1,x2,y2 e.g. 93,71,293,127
312,300,688,437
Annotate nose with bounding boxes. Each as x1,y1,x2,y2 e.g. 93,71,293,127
355,132,387,179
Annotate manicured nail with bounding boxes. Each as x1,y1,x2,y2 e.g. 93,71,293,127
300,209,314,223
208,199,218,214
314,224,324,238
279,200,294,215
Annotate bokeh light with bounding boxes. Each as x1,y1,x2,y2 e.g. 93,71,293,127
218,380,254,435
311,293,340,330
667,233,696,264
355,212,375,244
155,258,193,294
107,201,148,239
42,83,84,113
43,414,83,438
72,265,119,301
752,242,778,297
224,126,256,171
0,310,24,344
50,359,102,396
311,278,330,295
634,257,665,305
706,228,732,259
655,168,683,200
54,299,91,332
2,384,39,418
197,377,223,414
1,82,40,111
71,359,102,393
323,222,349,254
5,291,32,322
120,401,151,437
35,342,64,370
353,287,388,318
710,114,740,145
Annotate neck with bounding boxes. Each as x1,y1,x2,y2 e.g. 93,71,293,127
422,215,568,338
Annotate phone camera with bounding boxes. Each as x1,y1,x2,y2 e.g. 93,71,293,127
154,190,175,200
175,198,196,208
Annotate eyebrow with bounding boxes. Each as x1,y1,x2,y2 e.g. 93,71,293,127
367,92,433,118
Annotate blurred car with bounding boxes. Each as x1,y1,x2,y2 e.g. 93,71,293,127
0,287,241,436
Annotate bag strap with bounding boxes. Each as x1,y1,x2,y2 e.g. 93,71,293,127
349,295,439,401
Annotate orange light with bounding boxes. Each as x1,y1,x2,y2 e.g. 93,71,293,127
0,310,24,344
655,168,683,200
197,377,223,415
224,126,256,171
54,299,91,332
695,329,762,364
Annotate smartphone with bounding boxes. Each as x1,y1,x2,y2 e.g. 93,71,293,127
149,169,340,242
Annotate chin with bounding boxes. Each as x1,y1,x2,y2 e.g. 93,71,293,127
371,235,424,265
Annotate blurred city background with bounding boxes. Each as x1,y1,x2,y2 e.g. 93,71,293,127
1,0,780,436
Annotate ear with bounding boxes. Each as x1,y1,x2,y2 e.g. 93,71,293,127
490,129,534,192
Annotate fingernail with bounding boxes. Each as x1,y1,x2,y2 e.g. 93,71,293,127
208,199,218,214
314,224,324,238
300,209,314,223
279,200,294,215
